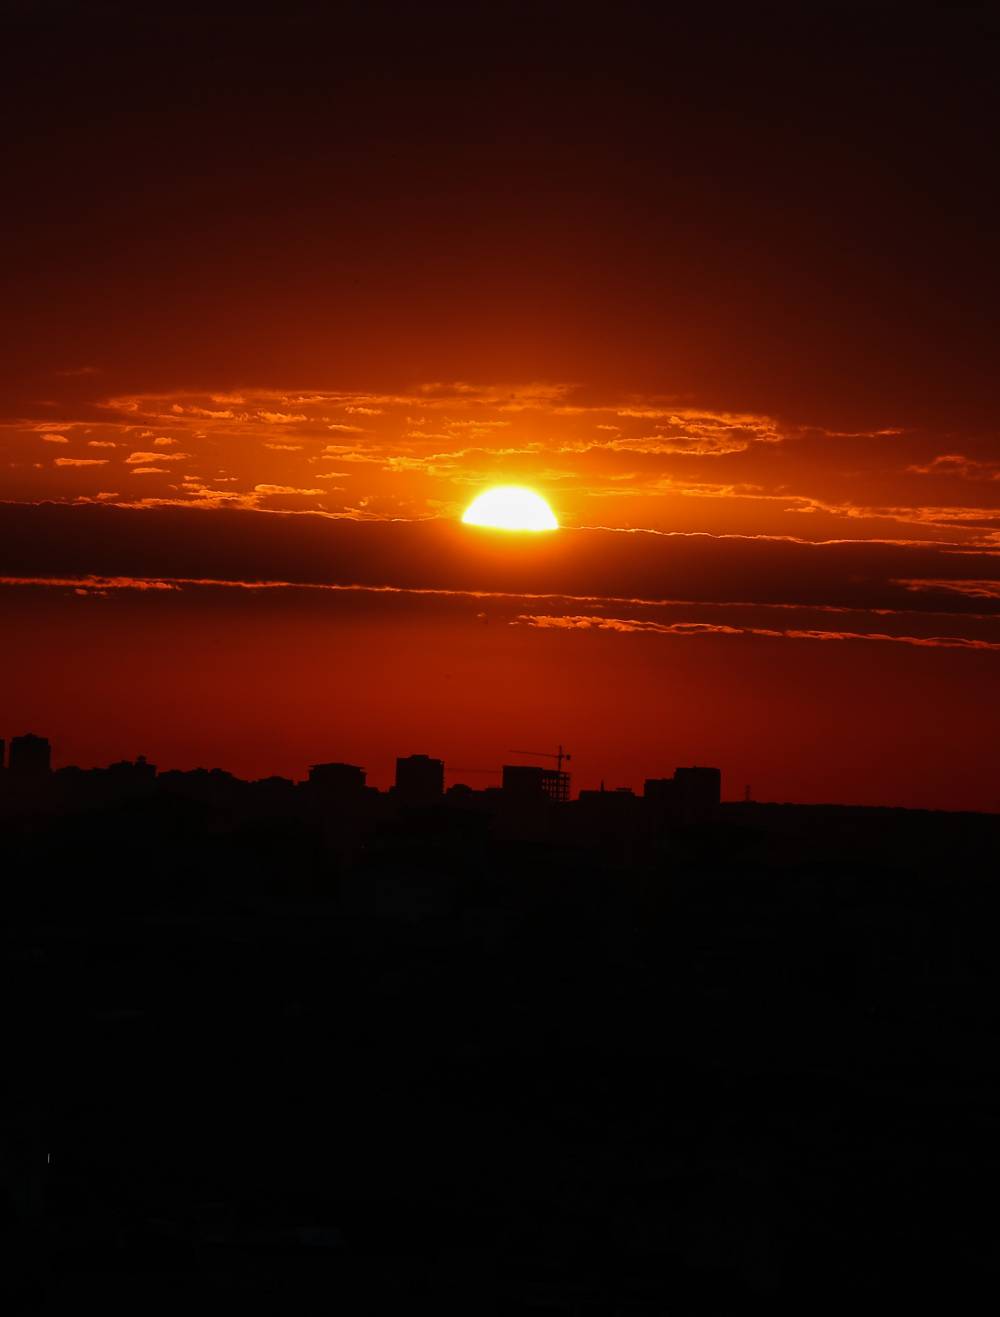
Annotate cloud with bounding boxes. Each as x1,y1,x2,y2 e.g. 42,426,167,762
519,614,749,636
4,559,998,657
264,442,303,451
54,457,109,466
0,574,179,592
253,484,325,496
88,440,118,448
153,437,177,447
575,435,749,456
125,451,189,464
259,411,307,423
169,404,235,418
322,446,379,461
908,454,1000,481
515,613,1000,651
130,466,167,475
42,434,70,444
327,423,365,433
896,578,1000,601
615,406,782,446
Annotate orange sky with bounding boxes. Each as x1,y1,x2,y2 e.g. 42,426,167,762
2,5,998,808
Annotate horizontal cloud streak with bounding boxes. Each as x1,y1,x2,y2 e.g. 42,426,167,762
517,613,1000,652
2,571,998,623
1,504,998,623
3,563,1000,655
897,578,1000,601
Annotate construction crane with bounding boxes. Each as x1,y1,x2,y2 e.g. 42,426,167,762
510,745,572,773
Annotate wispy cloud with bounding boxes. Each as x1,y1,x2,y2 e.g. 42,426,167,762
908,454,1000,481
516,613,1000,651
125,451,189,464
896,578,1000,601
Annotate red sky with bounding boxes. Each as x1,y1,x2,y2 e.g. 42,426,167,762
2,4,999,808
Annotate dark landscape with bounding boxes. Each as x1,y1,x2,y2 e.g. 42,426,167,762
6,738,1000,1308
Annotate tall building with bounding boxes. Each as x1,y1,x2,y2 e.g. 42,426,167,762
9,733,52,778
394,754,444,807
501,764,571,803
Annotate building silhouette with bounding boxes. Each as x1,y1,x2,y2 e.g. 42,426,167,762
576,786,641,853
394,754,444,807
501,764,571,804
308,762,366,792
674,766,722,821
9,733,52,778
107,755,157,783
643,776,676,810
645,766,721,822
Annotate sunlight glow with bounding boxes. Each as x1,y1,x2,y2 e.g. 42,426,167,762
461,486,559,532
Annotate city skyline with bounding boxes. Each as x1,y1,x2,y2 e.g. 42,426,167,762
2,730,994,816
0,732,708,802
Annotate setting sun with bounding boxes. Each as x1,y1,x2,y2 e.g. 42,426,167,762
461,486,559,531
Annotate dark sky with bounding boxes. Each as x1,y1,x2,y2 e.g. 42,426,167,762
2,3,999,806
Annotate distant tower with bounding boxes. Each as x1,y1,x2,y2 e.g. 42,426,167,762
395,754,444,807
9,733,52,778
0,738,5,772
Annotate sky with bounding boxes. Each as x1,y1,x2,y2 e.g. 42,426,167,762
2,3,999,808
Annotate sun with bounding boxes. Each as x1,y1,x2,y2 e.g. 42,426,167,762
461,486,559,532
